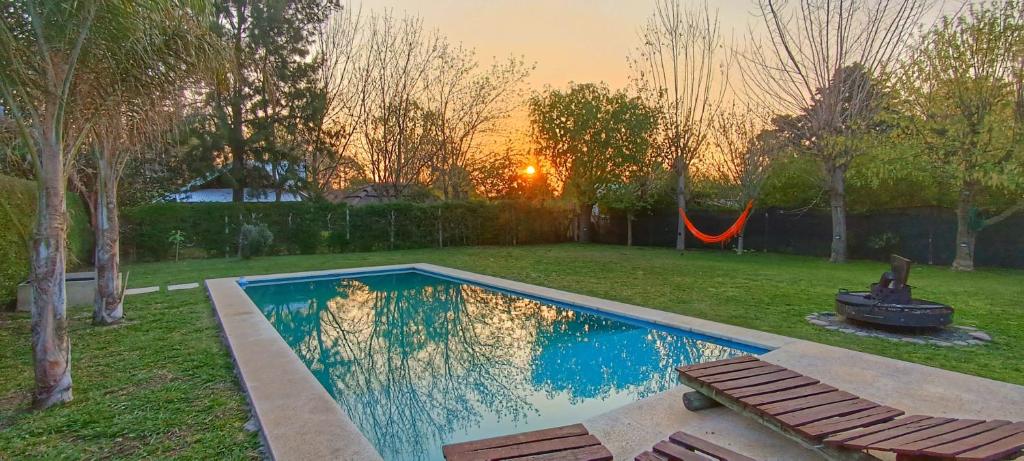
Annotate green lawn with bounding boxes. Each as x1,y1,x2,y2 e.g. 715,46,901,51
1,243,1021,458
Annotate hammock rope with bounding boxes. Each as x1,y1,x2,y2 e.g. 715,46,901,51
678,200,755,244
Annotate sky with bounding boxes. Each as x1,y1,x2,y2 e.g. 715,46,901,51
356,0,758,91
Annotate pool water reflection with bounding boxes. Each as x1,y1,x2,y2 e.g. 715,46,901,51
243,271,759,461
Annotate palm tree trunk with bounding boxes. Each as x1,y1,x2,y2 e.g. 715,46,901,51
94,158,123,325
31,130,73,409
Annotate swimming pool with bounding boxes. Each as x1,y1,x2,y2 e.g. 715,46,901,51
242,269,765,461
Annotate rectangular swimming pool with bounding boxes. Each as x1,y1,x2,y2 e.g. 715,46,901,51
242,269,765,461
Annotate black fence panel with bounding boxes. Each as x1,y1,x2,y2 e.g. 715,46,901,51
595,206,1024,269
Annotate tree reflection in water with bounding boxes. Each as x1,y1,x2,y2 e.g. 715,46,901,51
245,272,751,461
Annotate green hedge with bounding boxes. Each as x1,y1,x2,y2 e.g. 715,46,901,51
121,201,572,261
1,175,93,308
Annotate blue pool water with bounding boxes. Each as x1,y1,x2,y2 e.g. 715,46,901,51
243,270,763,461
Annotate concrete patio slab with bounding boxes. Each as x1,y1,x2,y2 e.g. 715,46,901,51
125,286,159,295
167,282,199,291
761,341,1024,421
209,263,1024,461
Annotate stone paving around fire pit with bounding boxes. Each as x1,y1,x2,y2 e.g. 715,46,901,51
806,312,993,347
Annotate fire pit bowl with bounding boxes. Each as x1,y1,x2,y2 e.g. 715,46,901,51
834,255,954,329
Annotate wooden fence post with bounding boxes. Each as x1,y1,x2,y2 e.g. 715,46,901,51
437,208,443,248
389,210,395,249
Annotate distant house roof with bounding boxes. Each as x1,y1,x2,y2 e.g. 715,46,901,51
165,188,303,203
326,184,391,206
163,163,306,203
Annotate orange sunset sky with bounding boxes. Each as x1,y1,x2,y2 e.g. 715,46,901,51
358,0,758,90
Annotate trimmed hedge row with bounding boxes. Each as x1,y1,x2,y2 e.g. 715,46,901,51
122,201,573,261
1,175,93,308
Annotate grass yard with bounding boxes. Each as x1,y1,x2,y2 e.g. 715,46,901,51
1,243,1022,458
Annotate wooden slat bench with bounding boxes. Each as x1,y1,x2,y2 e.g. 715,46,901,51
635,431,759,461
442,423,613,461
677,356,1024,461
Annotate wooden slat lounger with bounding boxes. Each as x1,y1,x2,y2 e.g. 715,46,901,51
677,356,1024,461
443,424,758,461
635,431,758,461
442,423,613,461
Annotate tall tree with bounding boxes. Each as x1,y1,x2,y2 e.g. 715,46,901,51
0,0,212,409
206,0,338,202
630,0,727,251
426,48,532,200
530,83,659,243
903,0,1024,271
355,13,444,198
81,4,218,326
303,6,366,198
743,0,931,262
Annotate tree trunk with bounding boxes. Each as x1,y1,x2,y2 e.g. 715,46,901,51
626,210,634,247
93,160,123,326
230,102,245,203
229,5,247,203
437,208,443,248
675,158,687,251
736,227,745,255
577,202,593,243
31,135,73,410
952,190,977,271
828,166,848,263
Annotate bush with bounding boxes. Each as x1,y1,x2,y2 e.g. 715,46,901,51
239,223,274,259
122,200,571,261
1,175,93,308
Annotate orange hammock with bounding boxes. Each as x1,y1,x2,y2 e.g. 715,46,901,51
678,200,755,244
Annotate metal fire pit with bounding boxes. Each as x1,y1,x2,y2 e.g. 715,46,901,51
834,255,954,329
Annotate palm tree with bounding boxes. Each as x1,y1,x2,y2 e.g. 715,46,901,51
84,4,220,326
0,0,219,409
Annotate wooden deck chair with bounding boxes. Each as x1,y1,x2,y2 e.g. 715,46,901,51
677,356,1024,461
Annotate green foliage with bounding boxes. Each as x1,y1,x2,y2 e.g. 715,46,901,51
122,201,571,261
239,223,274,259
530,83,660,206
167,230,186,262
0,175,92,308
899,0,1024,211
758,154,824,209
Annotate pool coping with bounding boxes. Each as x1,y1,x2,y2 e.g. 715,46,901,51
206,263,801,460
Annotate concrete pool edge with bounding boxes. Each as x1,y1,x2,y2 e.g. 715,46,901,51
208,263,798,460
205,277,384,461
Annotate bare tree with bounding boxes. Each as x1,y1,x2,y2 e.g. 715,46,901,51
743,0,932,262
355,12,444,198
709,106,780,254
426,47,532,200
630,0,729,251
302,6,367,197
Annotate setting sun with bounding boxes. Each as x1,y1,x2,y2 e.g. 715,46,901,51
525,165,537,176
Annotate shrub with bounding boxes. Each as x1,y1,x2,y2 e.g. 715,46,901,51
1,175,93,308
239,223,274,259
122,200,572,261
